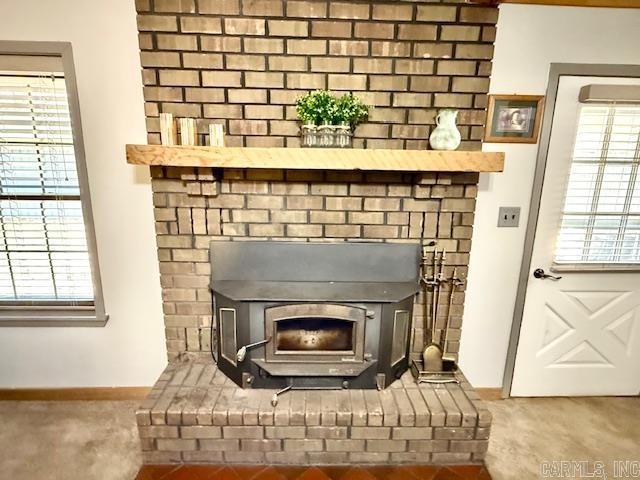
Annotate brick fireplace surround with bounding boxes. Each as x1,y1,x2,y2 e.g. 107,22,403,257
134,0,500,468
137,0,497,150
138,165,491,465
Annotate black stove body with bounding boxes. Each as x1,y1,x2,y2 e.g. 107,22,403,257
210,241,420,390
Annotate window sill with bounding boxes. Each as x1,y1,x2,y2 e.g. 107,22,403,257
0,309,109,327
551,263,640,273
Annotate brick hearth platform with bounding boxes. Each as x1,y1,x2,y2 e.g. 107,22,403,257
135,464,493,479
136,359,491,465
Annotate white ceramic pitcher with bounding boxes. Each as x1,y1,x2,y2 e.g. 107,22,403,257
429,109,461,151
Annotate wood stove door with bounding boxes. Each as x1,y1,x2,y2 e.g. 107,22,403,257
214,293,249,387
265,304,366,363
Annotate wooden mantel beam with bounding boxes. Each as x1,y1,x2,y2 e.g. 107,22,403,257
470,0,639,7
126,145,505,173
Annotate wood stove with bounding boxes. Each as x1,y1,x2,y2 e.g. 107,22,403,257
210,241,420,390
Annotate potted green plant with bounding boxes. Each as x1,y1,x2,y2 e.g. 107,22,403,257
295,90,331,147
334,93,369,130
295,90,369,148
333,93,369,147
295,90,335,124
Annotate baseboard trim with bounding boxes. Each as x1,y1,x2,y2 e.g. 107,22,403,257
477,388,503,400
0,387,151,401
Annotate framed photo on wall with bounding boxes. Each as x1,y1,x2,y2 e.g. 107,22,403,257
485,95,545,143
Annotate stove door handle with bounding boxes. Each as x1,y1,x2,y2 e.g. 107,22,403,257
236,337,272,363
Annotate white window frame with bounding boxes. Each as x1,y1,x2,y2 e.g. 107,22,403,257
0,41,107,326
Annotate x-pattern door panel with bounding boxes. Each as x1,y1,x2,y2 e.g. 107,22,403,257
514,281,640,396
537,289,639,370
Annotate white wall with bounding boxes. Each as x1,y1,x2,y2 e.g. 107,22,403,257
460,4,640,388
0,0,166,387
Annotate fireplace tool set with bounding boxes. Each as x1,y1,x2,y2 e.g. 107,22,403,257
413,247,465,384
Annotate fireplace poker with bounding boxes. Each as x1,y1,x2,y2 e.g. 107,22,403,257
420,246,434,353
442,268,464,360
433,248,446,343
236,337,272,363
430,248,439,343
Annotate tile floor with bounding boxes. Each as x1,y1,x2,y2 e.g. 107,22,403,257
135,465,492,480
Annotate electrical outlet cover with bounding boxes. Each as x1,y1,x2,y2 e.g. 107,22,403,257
497,206,520,227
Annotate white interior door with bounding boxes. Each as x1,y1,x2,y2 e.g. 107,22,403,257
511,75,640,397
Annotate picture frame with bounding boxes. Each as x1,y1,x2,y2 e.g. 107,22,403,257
484,94,545,144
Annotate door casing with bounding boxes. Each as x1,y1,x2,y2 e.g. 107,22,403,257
502,63,640,398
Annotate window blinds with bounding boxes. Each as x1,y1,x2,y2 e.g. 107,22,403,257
0,73,93,303
554,105,640,264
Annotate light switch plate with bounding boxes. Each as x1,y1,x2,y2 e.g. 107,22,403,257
497,207,520,227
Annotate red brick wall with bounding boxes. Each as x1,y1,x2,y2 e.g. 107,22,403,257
136,0,498,150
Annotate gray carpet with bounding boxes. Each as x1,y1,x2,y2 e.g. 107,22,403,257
487,396,640,479
0,400,140,480
0,397,638,479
